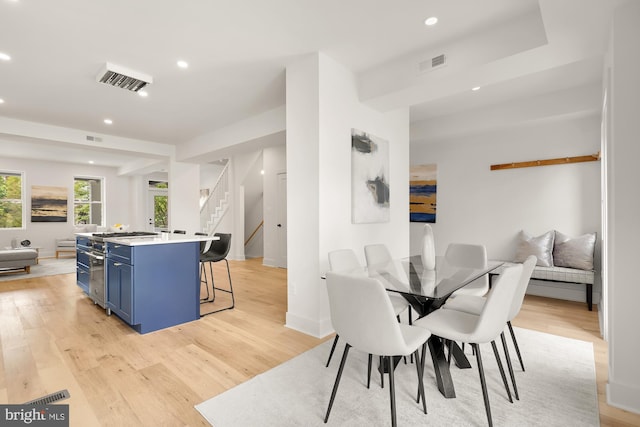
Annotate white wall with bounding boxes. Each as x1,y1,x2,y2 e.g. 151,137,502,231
606,0,640,414
243,152,264,259
0,157,131,257
200,163,226,193
263,145,286,266
286,52,410,337
285,54,321,336
218,151,262,260
168,161,200,234
410,114,602,303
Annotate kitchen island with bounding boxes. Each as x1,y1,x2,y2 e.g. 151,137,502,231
77,232,216,334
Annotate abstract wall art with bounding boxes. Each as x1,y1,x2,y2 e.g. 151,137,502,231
410,164,437,223
31,185,68,222
351,128,390,224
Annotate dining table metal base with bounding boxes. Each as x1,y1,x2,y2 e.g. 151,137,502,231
405,296,473,398
449,341,473,369
437,339,474,397
364,256,504,400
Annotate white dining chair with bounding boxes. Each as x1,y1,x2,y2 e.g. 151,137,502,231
364,243,415,369
326,248,407,388
325,249,365,369
442,255,537,400
324,272,432,427
445,243,490,297
363,244,412,321
413,264,523,427
328,249,365,276
363,243,394,266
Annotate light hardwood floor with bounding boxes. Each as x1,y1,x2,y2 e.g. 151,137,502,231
1,258,638,426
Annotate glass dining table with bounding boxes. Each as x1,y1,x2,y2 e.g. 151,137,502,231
364,255,504,398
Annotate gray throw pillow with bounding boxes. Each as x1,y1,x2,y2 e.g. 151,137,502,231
553,231,596,271
514,230,554,267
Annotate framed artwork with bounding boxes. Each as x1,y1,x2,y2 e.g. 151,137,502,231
410,164,437,223
31,185,68,222
351,128,389,224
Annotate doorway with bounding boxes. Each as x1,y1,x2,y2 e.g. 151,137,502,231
147,188,168,232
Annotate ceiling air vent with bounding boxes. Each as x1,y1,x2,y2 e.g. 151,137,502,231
86,135,103,143
419,54,447,73
96,62,152,92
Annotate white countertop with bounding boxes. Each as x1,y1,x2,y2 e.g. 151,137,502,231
76,232,219,246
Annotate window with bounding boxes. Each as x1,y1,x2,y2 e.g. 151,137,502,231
0,171,24,229
74,177,103,225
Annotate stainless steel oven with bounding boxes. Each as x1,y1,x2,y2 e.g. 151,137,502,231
86,250,106,309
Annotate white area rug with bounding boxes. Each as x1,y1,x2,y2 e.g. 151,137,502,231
196,327,599,426
0,257,76,282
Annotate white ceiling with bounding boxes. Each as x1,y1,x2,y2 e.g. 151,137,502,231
0,0,622,170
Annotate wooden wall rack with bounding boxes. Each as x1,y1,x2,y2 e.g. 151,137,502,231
490,152,600,171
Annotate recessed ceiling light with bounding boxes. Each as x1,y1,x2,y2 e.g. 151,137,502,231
88,160,95,164
424,17,438,26
472,86,481,91
0,98,4,104
0,52,11,61
104,118,113,125
138,90,148,97
177,60,189,69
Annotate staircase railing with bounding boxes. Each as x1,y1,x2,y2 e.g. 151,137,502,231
200,162,229,234
244,220,264,246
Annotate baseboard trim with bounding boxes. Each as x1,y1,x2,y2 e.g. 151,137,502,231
285,312,333,338
263,257,278,267
607,381,640,415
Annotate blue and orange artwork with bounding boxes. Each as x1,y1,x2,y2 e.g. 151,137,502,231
410,164,436,223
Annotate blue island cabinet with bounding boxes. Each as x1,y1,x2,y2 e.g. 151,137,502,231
105,240,200,334
76,236,91,294
106,258,133,323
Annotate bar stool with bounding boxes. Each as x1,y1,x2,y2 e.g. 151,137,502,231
194,232,210,299
200,233,235,316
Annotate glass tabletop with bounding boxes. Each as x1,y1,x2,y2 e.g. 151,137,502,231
366,255,503,300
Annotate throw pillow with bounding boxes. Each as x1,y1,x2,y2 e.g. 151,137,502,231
514,230,554,267
553,231,596,271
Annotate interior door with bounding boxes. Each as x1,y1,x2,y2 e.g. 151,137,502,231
276,173,287,268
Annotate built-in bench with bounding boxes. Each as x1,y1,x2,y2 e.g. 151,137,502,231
492,230,597,311
491,261,595,311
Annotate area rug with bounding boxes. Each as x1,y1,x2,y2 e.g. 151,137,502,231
0,257,76,282
195,327,599,426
